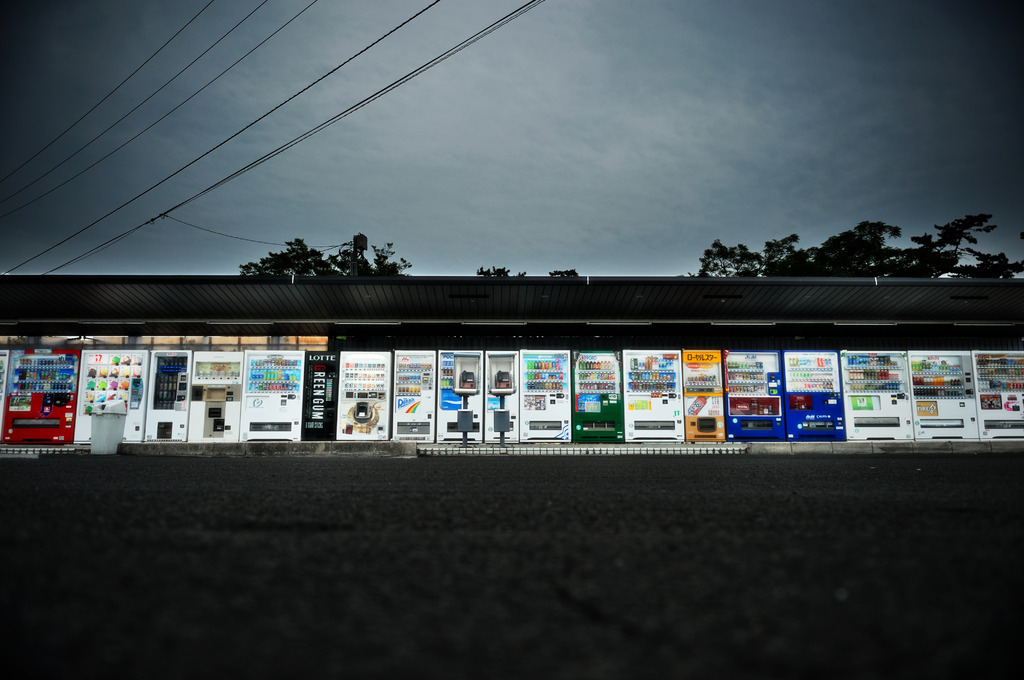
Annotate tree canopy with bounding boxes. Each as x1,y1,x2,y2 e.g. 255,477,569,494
239,238,411,276
693,214,1022,278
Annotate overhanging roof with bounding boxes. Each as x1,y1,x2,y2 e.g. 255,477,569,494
1,275,1022,338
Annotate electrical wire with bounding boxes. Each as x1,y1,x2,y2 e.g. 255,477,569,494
0,0,217,187
165,214,344,250
2,0,444,276
0,0,271,210
19,0,551,275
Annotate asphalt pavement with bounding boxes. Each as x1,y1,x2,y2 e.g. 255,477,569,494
1,453,1021,679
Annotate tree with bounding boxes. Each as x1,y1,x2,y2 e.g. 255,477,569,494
549,269,580,277
239,238,412,276
693,214,1022,278
477,266,526,277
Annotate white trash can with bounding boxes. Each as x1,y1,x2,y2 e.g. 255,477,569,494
91,399,128,455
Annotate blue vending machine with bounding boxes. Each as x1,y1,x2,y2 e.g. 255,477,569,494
724,350,785,441
783,350,845,441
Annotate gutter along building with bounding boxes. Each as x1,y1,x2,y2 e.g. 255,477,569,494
1,275,1022,446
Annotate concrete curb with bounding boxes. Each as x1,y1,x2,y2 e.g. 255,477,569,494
115,440,418,458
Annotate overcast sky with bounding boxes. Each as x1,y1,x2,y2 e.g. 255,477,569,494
1,0,1020,277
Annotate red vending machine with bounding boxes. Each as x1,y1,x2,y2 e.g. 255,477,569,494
3,349,81,444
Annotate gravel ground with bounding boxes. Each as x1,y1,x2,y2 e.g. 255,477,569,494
1,454,1022,679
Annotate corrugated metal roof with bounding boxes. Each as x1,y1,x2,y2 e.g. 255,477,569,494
0,274,1021,337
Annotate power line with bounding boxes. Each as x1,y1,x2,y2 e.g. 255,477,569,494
3,0,445,276
165,214,344,250
0,0,217,186
26,0,552,275
0,0,271,209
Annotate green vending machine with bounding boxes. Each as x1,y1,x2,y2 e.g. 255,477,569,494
571,350,624,442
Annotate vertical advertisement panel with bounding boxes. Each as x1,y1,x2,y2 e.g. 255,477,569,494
519,350,571,441
909,351,979,439
75,350,150,444
3,349,81,444
302,351,339,441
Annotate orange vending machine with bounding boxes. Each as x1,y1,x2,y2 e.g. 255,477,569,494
682,349,725,441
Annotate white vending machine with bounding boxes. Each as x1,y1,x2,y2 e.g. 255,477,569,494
972,351,1024,439
485,350,519,443
337,351,392,441
188,351,243,442
908,351,979,439
518,350,571,442
623,350,684,441
75,351,150,443
240,350,304,441
145,350,191,441
840,350,914,440
436,350,483,443
392,351,437,442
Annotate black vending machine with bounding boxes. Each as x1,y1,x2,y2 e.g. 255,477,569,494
302,351,339,440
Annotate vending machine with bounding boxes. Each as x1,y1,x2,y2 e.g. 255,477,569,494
518,350,571,442
336,351,391,441
3,349,80,444
571,350,624,443
972,351,1024,439
485,351,519,443
841,350,914,440
145,350,192,441
682,349,725,442
437,350,484,442
75,351,150,444
723,350,785,441
783,350,844,440
187,351,243,442
392,350,436,442
240,350,304,441
908,351,979,439
622,350,684,441
302,351,339,441
0,351,8,431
